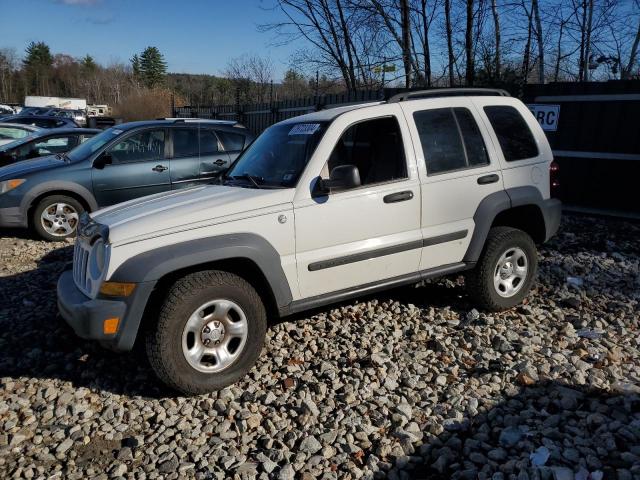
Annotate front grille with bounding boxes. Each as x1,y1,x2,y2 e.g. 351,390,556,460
73,238,92,296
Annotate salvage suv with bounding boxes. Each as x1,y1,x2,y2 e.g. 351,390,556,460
57,89,561,394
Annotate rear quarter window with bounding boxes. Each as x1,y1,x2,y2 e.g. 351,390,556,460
484,105,538,161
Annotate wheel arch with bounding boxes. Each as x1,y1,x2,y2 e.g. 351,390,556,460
464,187,549,263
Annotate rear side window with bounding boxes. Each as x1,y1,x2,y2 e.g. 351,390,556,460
484,106,538,161
413,107,489,175
199,130,220,155
216,130,245,151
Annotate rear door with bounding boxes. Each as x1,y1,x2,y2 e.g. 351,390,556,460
169,126,201,189
216,129,248,162
92,128,171,206
400,97,504,270
198,128,231,181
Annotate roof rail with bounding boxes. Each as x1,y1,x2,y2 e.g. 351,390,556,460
387,88,510,103
158,118,237,125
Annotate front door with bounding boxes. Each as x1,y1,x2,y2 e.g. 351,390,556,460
169,127,200,189
294,111,422,299
92,128,171,206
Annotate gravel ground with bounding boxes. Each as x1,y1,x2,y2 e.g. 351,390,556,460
0,215,639,480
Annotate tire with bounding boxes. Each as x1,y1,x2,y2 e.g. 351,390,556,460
146,270,267,395
32,195,84,241
466,226,538,311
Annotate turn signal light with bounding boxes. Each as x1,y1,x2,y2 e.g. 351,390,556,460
99,282,136,297
103,317,120,335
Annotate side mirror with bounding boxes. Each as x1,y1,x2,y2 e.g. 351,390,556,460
94,152,113,169
320,165,361,192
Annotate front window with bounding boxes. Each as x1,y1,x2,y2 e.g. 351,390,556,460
225,122,327,188
66,127,123,162
0,127,30,141
108,129,165,163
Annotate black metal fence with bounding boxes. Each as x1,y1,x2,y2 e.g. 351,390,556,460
174,81,640,214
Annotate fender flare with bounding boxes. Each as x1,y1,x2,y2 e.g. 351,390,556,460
22,180,98,213
109,233,294,309
463,186,551,263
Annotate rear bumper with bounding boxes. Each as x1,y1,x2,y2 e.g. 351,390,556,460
0,206,27,228
57,270,155,351
541,198,562,241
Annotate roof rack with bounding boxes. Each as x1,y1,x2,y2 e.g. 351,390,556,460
159,118,237,125
387,88,510,103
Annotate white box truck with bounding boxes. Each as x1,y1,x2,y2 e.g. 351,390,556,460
24,96,87,110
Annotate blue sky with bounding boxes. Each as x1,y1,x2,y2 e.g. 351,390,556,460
0,0,296,79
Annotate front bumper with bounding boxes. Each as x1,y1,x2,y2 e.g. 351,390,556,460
0,206,27,228
541,198,562,241
57,270,155,351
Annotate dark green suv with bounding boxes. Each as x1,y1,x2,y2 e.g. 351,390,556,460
0,119,253,240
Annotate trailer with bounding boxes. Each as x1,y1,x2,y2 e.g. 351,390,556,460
24,96,87,110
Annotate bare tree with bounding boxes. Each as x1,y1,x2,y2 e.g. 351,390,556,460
531,0,544,83
465,0,475,85
622,0,640,79
444,0,455,85
490,0,501,79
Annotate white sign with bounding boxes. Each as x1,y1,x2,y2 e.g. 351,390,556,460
527,104,560,132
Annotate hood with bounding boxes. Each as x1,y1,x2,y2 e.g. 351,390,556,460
0,155,64,179
92,185,295,245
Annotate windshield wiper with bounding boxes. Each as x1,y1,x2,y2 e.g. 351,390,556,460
230,174,264,188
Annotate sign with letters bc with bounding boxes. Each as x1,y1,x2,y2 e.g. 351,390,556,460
527,104,560,132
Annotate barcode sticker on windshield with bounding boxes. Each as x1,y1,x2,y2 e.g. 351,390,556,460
289,123,320,135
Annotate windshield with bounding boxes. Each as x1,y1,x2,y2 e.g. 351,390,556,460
225,121,327,188
66,127,123,162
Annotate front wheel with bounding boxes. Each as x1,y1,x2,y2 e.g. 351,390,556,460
146,270,267,395
32,195,84,241
466,226,538,311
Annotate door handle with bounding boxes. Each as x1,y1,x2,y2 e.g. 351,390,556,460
383,190,414,203
477,174,499,185
152,164,168,172
213,159,226,166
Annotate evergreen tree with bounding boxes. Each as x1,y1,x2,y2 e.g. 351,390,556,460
81,54,97,71
130,54,141,80
23,41,53,95
138,47,167,88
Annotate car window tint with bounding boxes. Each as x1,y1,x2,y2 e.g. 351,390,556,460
414,108,466,174
484,105,538,161
199,129,219,155
454,108,489,167
216,130,245,151
108,129,165,163
414,107,489,174
325,116,407,186
173,128,199,157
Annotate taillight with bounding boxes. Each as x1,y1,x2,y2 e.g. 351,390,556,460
550,160,560,198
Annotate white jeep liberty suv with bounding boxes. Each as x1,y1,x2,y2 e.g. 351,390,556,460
57,89,561,394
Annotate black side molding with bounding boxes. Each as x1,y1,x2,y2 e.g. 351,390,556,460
308,230,468,272
308,240,423,271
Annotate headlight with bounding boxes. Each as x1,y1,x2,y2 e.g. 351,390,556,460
88,238,106,279
0,179,26,194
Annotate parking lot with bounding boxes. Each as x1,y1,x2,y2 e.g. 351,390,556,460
0,214,639,480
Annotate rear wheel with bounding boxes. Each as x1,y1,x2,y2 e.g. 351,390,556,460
466,226,538,311
32,195,84,241
146,270,267,395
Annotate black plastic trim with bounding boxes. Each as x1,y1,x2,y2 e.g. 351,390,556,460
282,262,468,316
308,240,423,271
422,229,468,246
110,233,293,308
